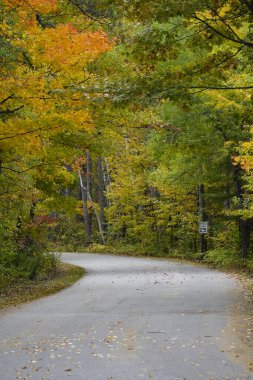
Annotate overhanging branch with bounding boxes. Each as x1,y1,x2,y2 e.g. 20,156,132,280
193,13,253,47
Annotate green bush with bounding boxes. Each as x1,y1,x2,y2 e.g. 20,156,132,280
166,249,204,261
0,221,61,288
48,217,90,250
203,248,245,270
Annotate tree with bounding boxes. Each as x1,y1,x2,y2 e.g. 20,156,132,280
0,0,110,280
85,0,253,257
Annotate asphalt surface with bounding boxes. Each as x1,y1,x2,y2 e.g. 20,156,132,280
0,253,252,380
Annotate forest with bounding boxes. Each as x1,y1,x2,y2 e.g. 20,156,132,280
1,0,253,287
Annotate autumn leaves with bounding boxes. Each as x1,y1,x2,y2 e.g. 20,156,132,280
0,0,111,278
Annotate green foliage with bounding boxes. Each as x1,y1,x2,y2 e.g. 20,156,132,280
49,217,86,250
0,220,61,288
203,248,246,270
2,0,253,283
86,242,159,256
91,0,253,262
0,0,110,287
0,263,84,309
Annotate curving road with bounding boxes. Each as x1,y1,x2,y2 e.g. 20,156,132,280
0,253,252,380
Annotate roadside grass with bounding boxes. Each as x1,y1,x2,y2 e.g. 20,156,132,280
0,263,85,310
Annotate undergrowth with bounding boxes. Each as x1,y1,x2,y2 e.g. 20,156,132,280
0,262,85,309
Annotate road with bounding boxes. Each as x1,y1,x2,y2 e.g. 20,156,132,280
0,253,252,380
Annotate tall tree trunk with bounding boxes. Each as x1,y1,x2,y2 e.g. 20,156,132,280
103,157,112,207
233,165,251,258
79,170,91,245
29,202,36,221
97,156,106,233
79,170,106,245
86,152,93,235
224,182,231,210
146,186,160,249
150,198,160,250
199,184,207,253
63,164,73,196
192,237,197,253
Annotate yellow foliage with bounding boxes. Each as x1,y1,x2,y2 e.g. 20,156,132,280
0,0,111,174
3,0,58,13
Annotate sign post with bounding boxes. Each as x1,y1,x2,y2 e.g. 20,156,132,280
199,221,208,253
199,221,208,235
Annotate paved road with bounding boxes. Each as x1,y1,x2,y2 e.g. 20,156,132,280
0,253,252,380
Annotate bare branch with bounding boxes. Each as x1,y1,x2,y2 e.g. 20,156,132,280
0,94,14,105
1,162,57,174
0,126,57,141
0,105,24,115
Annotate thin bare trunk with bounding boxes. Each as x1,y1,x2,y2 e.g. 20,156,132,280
97,156,106,233
79,170,105,245
79,170,91,245
86,152,93,234
103,157,112,207
233,165,251,258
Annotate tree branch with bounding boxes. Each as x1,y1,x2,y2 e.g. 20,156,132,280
49,137,86,149
159,85,253,93
0,127,42,140
22,52,35,70
192,13,253,47
0,125,62,141
1,162,58,174
0,105,24,115
36,13,55,29
192,45,245,75
0,94,14,105
206,6,242,41
69,0,109,25
188,85,253,90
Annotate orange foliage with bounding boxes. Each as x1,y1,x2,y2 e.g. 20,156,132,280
25,25,110,70
0,0,111,182
2,0,58,13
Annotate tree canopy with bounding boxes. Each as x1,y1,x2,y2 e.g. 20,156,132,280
1,0,253,284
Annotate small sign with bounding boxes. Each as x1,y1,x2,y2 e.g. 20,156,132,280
199,221,208,234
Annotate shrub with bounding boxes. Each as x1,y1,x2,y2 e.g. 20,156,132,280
0,221,61,288
203,248,245,270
